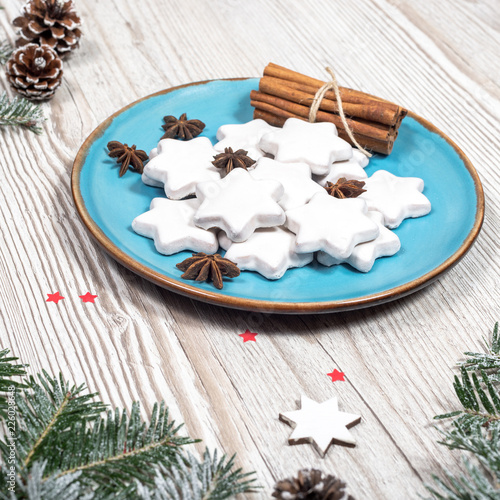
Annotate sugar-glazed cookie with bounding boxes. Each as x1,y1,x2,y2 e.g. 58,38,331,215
194,168,285,243
317,211,401,272
214,119,279,161
259,118,352,175
140,146,163,187
219,226,313,280
143,137,220,199
359,170,431,228
250,158,324,211
314,149,369,187
285,192,379,259
132,197,218,255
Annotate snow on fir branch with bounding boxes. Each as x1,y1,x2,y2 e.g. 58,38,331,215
0,92,46,135
426,322,500,500
0,40,12,65
0,351,257,499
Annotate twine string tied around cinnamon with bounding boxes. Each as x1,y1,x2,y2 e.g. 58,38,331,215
309,67,372,158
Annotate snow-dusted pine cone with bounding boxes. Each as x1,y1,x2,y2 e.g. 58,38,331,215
272,469,354,500
13,0,82,57
6,44,63,100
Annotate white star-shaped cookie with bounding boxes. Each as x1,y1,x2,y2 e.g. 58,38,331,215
280,395,361,457
314,149,369,187
141,146,164,187
250,158,324,211
194,168,285,242
219,226,313,280
359,170,431,228
285,192,379,259
259,118,353,175
317,211,401,272
214,119,279,160
143,137,220,199
132,197,218,255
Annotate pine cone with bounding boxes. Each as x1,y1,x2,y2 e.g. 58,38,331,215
13,0,82,57
6,44,63,100
272,469,354,500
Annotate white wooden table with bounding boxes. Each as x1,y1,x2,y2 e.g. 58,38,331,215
1,0,499,498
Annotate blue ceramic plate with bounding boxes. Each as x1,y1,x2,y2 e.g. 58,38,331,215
72,79,484,313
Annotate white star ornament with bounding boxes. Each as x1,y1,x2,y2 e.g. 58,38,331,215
280,395,361,457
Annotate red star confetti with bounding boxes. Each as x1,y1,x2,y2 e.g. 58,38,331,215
327,369,345,382
46,292,64,304
79,292,98,303
239,330,258,342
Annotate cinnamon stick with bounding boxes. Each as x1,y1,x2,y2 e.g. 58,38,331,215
253,109,394,156
260,76,401,126
250,90,394,142
251,63,407,155
264,63,392,105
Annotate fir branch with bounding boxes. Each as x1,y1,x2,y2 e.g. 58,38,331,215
0,92,46,134
1,370,106,470
426,457,500,500
0,349,27,419
0,360,256,498
459,323,500,382
0,461,91,500
426,322,500,499
50,401,196,497
0,40,12,65
136,449,258,500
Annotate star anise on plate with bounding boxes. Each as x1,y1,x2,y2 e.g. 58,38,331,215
324,178,366,199
107,141,148,177
161,113,205,140
212,147,256,174
176,253,240,289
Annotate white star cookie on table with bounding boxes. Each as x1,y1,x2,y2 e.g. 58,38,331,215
142,137,220,199
218,226,313,280
132,198,218,255
280,395,361,457
214,119,279,161
359,169,431,228
259,117,353,175
314,149,369,187
285,192,379,259
250,158,324,211
194,168,285,243
317,211,401,272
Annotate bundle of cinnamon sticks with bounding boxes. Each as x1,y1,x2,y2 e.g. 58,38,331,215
250,63,407,155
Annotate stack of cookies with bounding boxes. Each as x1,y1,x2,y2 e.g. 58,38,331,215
132,118,431,281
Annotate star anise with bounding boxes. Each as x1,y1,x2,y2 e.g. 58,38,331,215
176,253,240,289
107,141,148,177
161,113,205,140
324,178,366,199
212,147,256,174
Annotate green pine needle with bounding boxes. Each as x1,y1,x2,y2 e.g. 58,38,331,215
0,349,27,419
135,449,258,500
460,323,500,380
427,322,500,499
0,359,256,498
0,40,12,65
0,92,46,135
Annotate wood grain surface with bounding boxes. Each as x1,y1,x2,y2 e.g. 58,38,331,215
1,0,499,498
